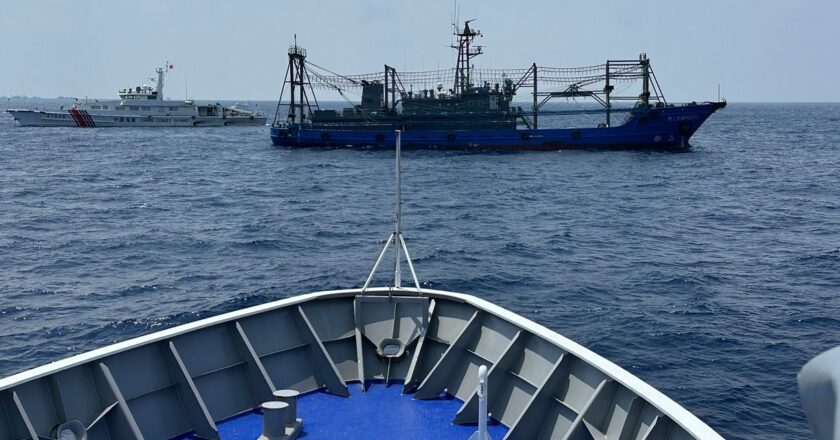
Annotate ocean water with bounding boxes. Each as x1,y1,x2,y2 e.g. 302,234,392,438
1,100,838,439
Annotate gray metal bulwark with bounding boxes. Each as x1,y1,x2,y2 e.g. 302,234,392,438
98,362,144,440
295,307,350,397
167,341,219,439
454,330,524,424
414,310,482,400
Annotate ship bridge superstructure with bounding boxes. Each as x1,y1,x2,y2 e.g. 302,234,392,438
118,63,172,101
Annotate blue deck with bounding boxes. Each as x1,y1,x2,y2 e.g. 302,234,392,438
179,382,508,439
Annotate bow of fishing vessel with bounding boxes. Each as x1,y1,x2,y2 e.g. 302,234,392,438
270,21,725,150
0,131,726,440
6,64,266,127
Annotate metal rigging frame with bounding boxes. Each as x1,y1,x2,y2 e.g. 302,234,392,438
272,37,320,127
273,23,669,130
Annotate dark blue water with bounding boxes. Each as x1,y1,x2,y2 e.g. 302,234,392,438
1,101,838,439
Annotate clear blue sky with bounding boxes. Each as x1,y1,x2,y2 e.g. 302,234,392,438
1,0,836,102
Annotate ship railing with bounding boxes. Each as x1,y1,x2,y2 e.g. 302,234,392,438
288,45,307,57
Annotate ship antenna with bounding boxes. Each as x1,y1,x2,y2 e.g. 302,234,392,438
362,130,422,295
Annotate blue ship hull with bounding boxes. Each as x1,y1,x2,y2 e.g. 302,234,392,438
271,102,725,151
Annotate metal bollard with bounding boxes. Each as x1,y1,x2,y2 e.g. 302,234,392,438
273,389,300,426
259,401,289,440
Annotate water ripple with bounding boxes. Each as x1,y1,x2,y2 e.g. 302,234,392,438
1,102,839,439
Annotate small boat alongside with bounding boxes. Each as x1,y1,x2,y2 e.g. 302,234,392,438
6,65,266,128
270,21,725,151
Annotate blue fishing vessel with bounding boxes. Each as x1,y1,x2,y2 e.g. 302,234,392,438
270,21,725,150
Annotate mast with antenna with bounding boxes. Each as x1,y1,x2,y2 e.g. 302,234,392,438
451,19,483,95
362,130,422,294
272,34,318,126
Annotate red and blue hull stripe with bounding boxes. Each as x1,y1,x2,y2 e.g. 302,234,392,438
68,108,96,127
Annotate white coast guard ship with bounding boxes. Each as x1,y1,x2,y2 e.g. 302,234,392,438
6,64,266,127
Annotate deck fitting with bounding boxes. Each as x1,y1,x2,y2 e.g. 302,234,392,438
273,389,304,439
259,401,289,440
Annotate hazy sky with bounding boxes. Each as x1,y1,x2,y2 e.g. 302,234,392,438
1,0,837,102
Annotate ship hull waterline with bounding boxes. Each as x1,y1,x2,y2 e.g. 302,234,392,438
271,101,725,151
6,109,267,127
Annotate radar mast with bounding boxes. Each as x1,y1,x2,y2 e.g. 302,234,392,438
451,20,483,95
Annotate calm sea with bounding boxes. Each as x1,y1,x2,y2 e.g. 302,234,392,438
1,99,838,439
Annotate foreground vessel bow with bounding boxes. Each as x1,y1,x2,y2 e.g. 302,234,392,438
270,20,725,151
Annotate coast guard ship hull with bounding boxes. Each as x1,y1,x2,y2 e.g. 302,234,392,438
7,109,195,127
271,102,725,151
8,109,266,127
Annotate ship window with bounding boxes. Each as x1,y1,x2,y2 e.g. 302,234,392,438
116,106,124,110
130,106,140,111
114,117,118,121
102,106,109,110
169,106,179,111
142,106,150,110
119,117,124,122
91,105,101,110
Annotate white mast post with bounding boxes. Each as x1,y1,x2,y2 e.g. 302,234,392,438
361,129,422,295
155,66,165,97
469,365,492,440
394,129,402,289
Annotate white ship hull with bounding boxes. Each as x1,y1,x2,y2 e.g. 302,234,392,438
7,109,266,127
